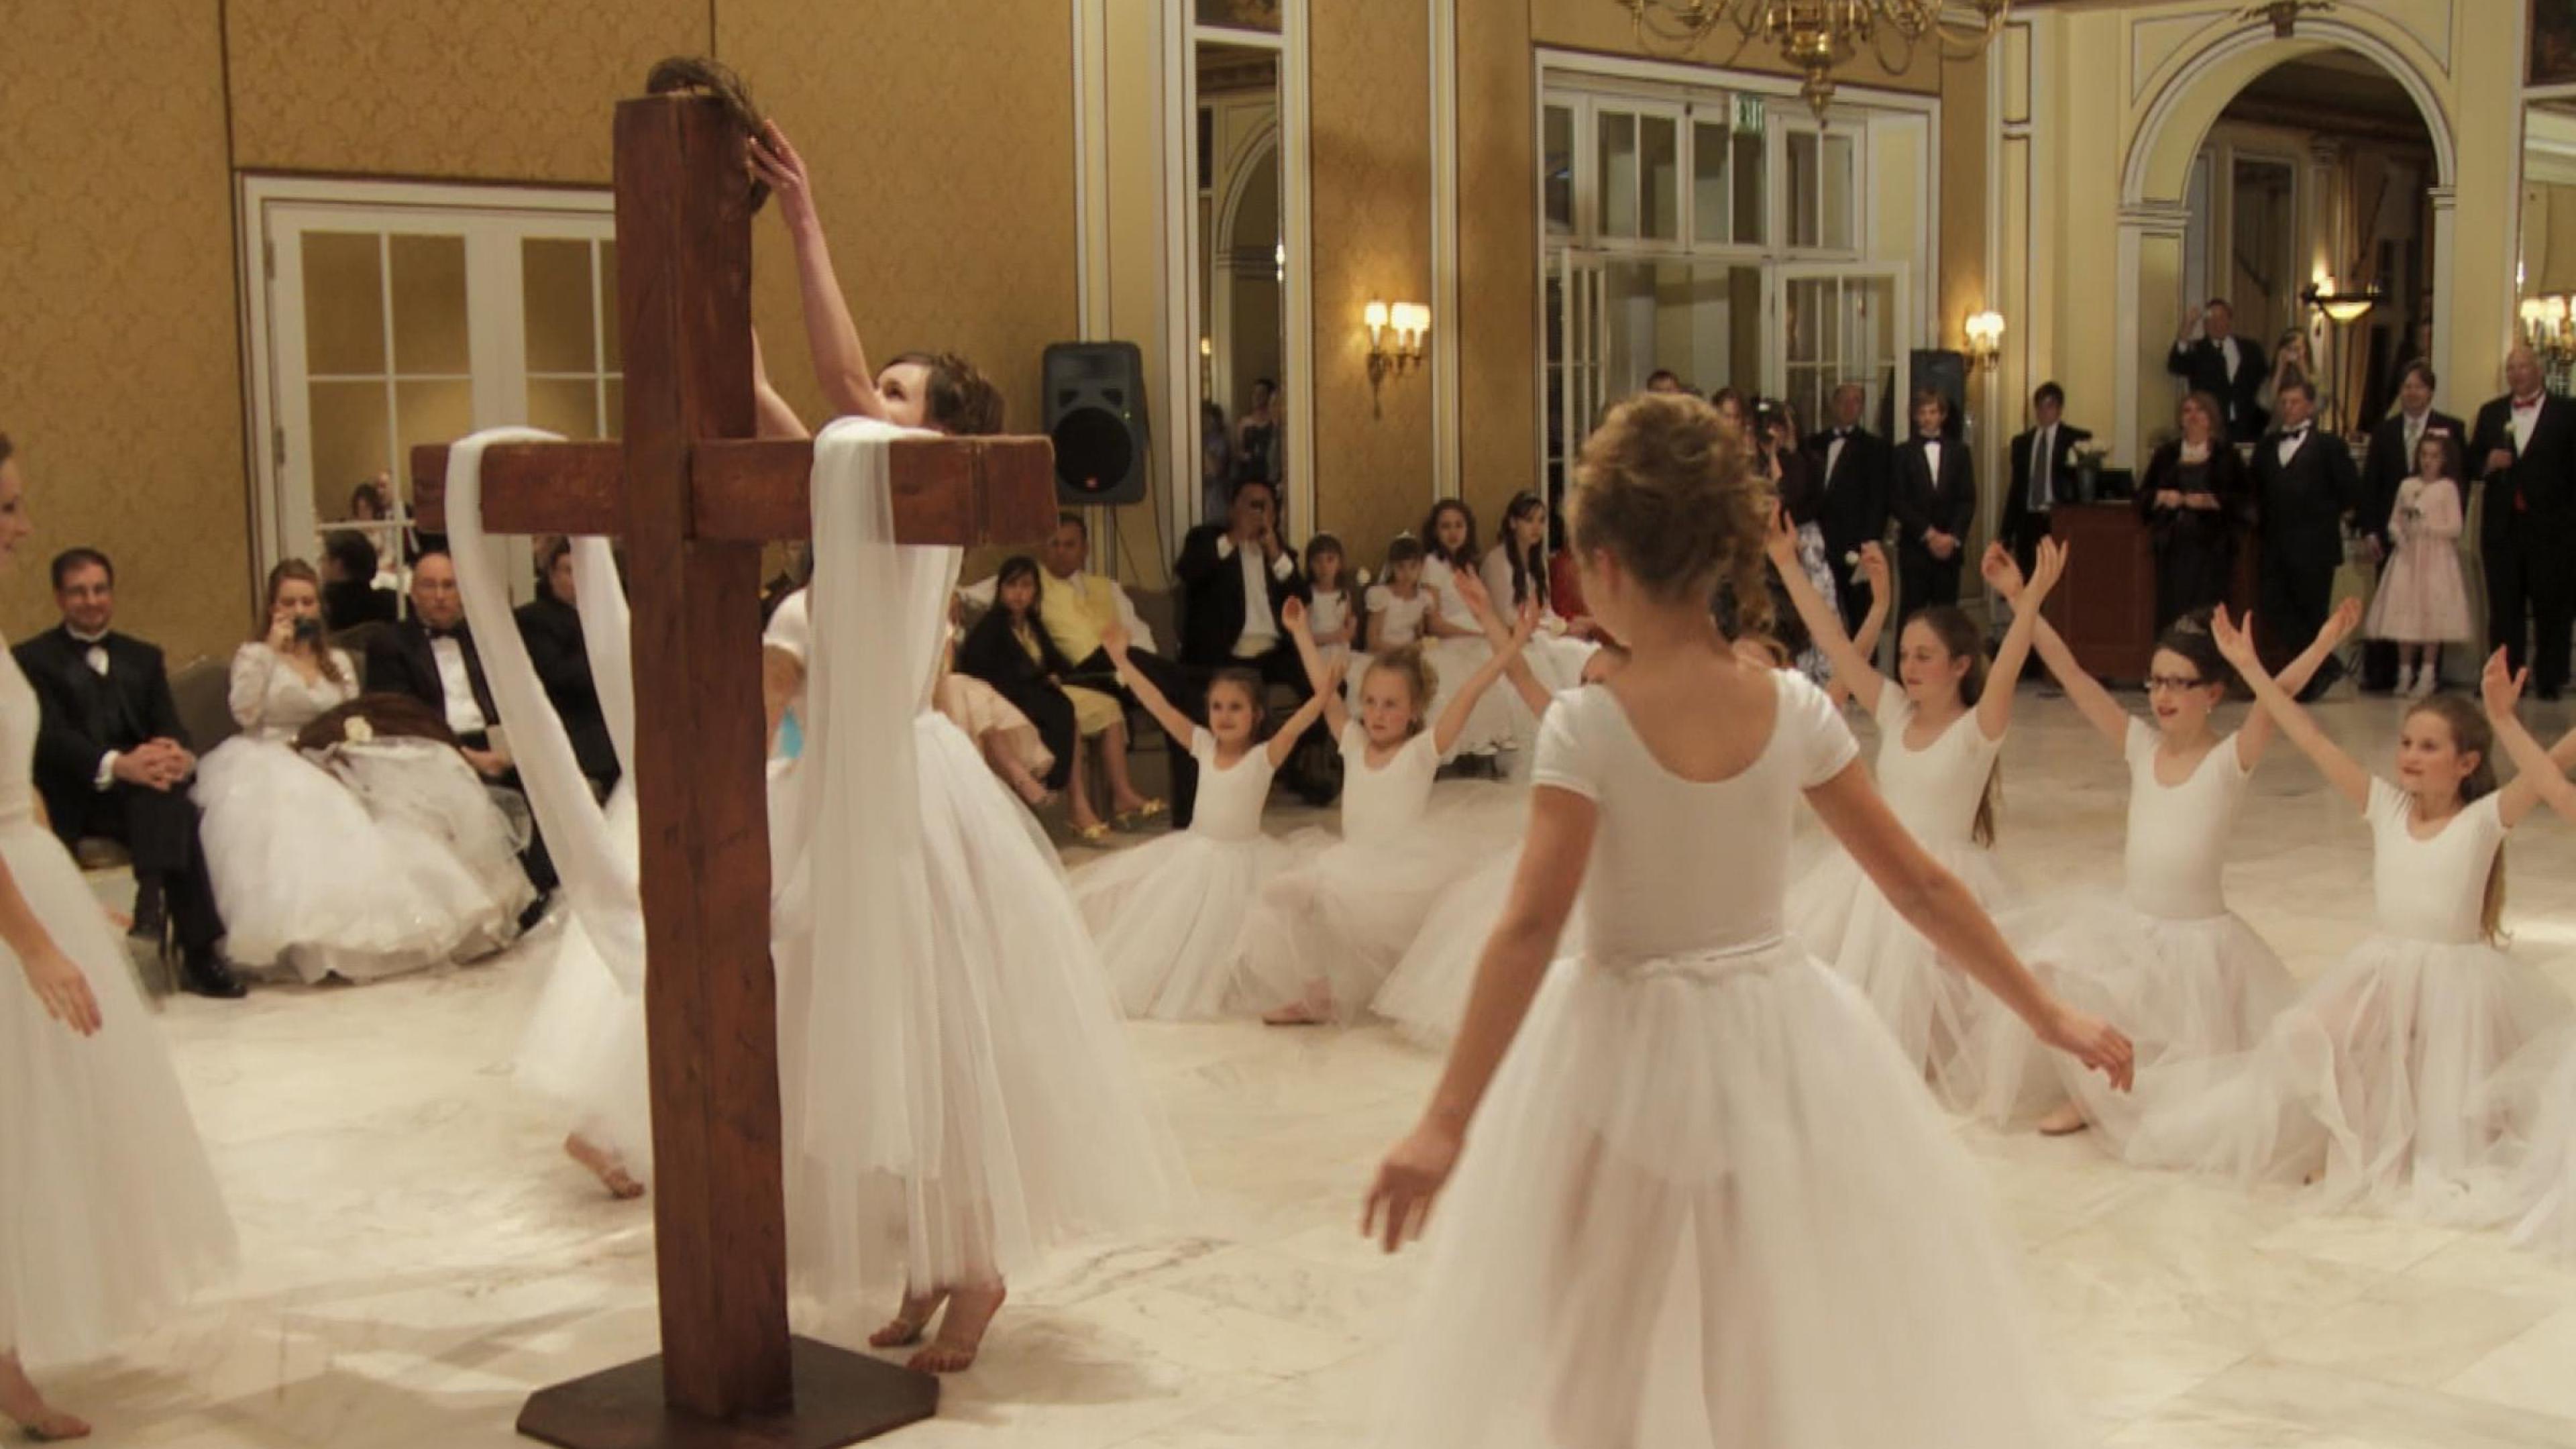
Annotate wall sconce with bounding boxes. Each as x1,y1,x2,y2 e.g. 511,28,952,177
1366,298,1429,389
1962,309,2005,372
2300,278,2380,326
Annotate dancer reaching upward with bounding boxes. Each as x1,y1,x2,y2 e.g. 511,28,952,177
1361,392,2129,1448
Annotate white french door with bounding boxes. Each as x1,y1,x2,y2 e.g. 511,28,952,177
240,178,619,602
1771,263,1909,439
1546,251,1608,504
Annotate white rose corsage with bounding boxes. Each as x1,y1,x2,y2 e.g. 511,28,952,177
342,716,376,745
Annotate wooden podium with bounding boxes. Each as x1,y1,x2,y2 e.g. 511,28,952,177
2043,502,2259,685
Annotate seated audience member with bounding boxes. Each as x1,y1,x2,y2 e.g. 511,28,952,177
1645,369,1688,395
193,561,530,983
517,537,620,796
959,555,1158,839
13,547,240,998
348,476,392,522
364,550,556,899
319,529,398,629
1173,476,1326,822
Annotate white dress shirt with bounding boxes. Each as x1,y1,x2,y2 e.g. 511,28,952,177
2276,427,2310,467
2219,335,2241,379
1220,534,1290,657
1825,429,1851,486
431,635,491,738
2029,424,2055,511
1919,438,1945,541
71,627,119,789
2512,395,2543,453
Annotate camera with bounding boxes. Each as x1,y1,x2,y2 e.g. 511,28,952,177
292,616,323,643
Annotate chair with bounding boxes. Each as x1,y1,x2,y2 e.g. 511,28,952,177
168,655,239,754
331,621,397,687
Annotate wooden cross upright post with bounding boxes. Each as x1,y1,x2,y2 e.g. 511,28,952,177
411,91,1055,1448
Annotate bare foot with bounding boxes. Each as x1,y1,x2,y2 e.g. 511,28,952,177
870,1286,947,1349
2035,1102,2090,1136
1109,790,1150,817
0,1354,91,1442
1261,1000,1330,1026
1010,776,1056,810
907,1280,1006,1373
564,1133,646,1199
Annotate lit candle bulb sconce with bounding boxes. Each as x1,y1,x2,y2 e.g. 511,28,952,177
1963,309,2005,372
1366,299,1430,394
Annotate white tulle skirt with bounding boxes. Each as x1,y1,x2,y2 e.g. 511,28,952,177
1379,941,2074,1448
1371,794,1571,1045
1966,895,2297,1143
1074,827,1299,1020
195,737,531,983
0,815,235,1366
777,716,1187,1306
1234,815,1497,1019
2499,1024,2576,1260
515,913,651,1179
2127,933,2572,1222
1785,838,2010,1106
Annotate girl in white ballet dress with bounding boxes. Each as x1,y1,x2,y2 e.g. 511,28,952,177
1774,509,2051,1104
0,445,234,1443
1241,578,1538,1025
1301,533,1358,669
1362,392,2131,1449
2131,616,2573,1222
1964,564,2349,1142
1071,623,1331,1019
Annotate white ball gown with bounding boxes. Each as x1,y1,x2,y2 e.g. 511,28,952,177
2129,780,2571,1222
1410,554,1596,767
1236,722,1483,1018
1072,727,1292,1020
1966,722,2296,1142
1380,676,2073,1448
1371,773,1566,1046
0,650,235,1367
193,643,532,983
773,419,1185,1312
1785,686,2008,1104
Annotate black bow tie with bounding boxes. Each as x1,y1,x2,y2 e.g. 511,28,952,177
423,624,466,642
2284,428,2310,441
1833,428,1852,439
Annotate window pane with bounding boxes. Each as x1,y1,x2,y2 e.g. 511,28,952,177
1693,119,1729,247
1821,134,1856,252
528,377,604,441
309,380,390,521
1641,113,1680,242
1598,111,1638,238
523,237,598,374
1786,278,1829,367
598,241,621,371
302,232,386,376
1195,0,1280,34
389,234,469,374
396,378,476,463
1788,131,1820,248
1544,105,1575,238
1731,130,1766,245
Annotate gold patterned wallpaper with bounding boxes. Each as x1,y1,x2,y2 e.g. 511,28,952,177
1311,1,1436,568
1456,1,1541,529
0,1,248,663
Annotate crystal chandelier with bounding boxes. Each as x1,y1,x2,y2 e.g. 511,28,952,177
1617,1,2013,119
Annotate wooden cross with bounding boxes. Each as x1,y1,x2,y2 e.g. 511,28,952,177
410,92,1055,1448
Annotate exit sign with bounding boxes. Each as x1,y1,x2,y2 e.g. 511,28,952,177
1733,93,1765,133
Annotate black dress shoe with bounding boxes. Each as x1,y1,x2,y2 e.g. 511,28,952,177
129,883,166,943
180,952,248,1000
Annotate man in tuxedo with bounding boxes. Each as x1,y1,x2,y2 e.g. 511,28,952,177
1170,478,1320,824
366,551,556,896
1892,388,1977,621
515,537,619,796
2167,298,2270,443
1802,381,1892,633
2252,380,2360,698
2469,345,2576,698
2002,382,2090,580
2357,361,2465,692
14,549,241,998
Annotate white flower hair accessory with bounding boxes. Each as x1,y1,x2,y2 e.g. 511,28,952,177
342,716,376,745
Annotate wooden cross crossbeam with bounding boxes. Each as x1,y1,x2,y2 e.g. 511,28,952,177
415,93,1056,1449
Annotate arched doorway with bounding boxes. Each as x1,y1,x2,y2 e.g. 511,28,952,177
2112,21,2456,460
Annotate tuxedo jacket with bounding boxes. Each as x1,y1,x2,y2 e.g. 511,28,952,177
364,618,502,738
2001,423,2092,542
2358,409,2465,546
12,625,189,845
2167,335,2270,440
1891,435,1977,558
1174,525,1305,669
2251,429,2362,571
1799,425,1893,559
515,594,619,788
2468,393,2576,543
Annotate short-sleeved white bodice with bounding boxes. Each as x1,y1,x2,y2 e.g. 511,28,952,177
1870,690,2003,851
1420,556,1481,632
1338,722,1439,845
1186,727,1278,843
1533,673,1857,964
2369,780,2506,945
1366,584,1432,647
2121,720,2249,920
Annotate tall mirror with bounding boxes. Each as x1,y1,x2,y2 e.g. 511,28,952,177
2521,98,2576,394
1195,29,1285,527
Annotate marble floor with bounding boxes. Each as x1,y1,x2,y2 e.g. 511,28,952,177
44,684,2576,1448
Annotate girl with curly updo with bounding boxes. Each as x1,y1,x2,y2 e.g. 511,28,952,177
1362,392,2129,1449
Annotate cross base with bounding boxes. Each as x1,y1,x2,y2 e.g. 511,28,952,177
516,1337,939,1449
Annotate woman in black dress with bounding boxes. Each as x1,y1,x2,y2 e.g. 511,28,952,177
957,555,1116,833
2138,390,2252,633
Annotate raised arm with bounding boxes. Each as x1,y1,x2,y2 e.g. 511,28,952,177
1983,545,2126,749
1264,672,1337,771
1766,506,1883,714
1281,596,1349,741
1101,619,1200,745
2240,596,2360,771
1974,535,2063,741
1430,591,1539,757
2482,649,2576,826
2208,606,2374,811
747,123,885,424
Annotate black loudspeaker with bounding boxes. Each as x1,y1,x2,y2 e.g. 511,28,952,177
1042,341,1150,505
1908,348,1969,440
